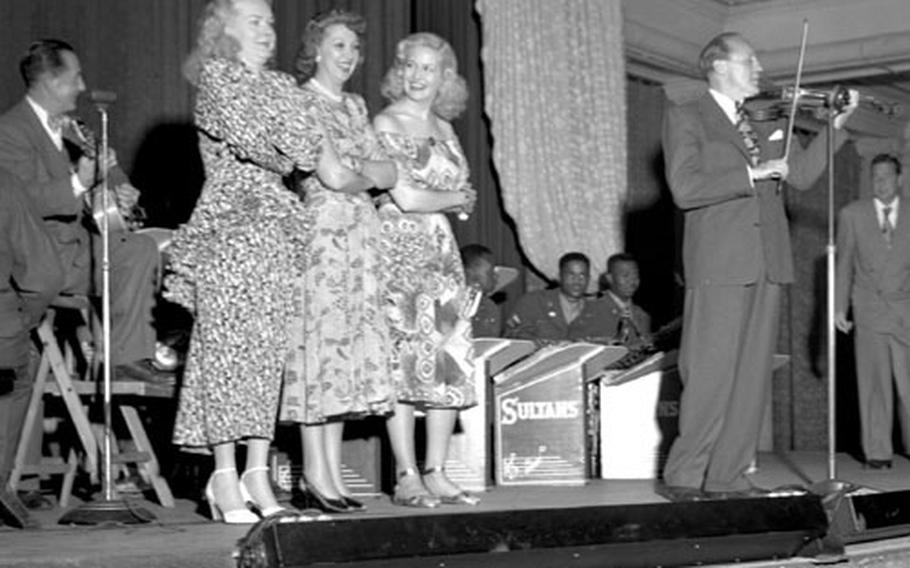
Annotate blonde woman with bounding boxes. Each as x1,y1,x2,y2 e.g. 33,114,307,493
373,32,479,508
167,0,369,523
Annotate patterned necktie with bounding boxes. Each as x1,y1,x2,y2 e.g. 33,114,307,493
882,206,894,246
47,114,65,134
735,104,761,167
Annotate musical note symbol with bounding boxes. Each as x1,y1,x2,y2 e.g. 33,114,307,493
522,445,548,475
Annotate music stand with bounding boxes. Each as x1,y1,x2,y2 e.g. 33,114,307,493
59,97,153,525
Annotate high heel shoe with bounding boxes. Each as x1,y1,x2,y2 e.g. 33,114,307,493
339,495,366,512
290,477,349,513
240,466,287,517
392,468,440,508
423,466,480,506
204,468,260,524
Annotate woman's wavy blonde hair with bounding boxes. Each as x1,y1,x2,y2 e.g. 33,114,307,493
183,0,273,85
379,32,468,121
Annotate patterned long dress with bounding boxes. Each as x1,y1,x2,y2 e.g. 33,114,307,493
376,132,478,409
279,81,393,424
165,58,321,448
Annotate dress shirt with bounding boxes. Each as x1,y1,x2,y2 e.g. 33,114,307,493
875,197,899,231
558,293,584,325
709,88,755,185
25,96,86,197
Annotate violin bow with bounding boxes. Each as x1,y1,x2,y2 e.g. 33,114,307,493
777,19,809,192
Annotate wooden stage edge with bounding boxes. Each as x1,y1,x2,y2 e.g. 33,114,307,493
4,451,910,568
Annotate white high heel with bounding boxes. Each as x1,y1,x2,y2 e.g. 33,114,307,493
205,468,260,524
240,466,287,517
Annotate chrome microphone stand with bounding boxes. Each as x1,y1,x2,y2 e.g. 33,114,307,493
59,98,153,525
809,88,859,498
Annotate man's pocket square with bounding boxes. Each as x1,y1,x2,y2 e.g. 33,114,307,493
768,129,784,141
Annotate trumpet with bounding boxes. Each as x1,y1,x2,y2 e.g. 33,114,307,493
753,85,902,117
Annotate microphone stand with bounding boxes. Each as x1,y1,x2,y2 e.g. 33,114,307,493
806,90,858,498
59,102,153,525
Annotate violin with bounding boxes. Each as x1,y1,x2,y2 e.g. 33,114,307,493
747,85,900,122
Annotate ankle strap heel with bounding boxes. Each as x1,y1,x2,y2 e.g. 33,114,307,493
421,466,480,506
392,468,440,508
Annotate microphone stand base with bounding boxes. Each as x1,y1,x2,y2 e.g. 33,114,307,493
809,478,862,498
58,498,156,526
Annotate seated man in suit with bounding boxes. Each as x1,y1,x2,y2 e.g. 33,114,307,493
600,253,652,349
505,252,611,343
0,39,169,385
0,168,65,528
461,244,503,338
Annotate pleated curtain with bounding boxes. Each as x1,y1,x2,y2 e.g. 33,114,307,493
477,0,627,283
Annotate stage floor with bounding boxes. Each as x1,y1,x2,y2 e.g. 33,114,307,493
3,451,910,567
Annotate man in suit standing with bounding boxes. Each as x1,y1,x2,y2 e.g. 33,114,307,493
0,168,64,528
0,39,167,384
660,32,857,501
836,154,910,470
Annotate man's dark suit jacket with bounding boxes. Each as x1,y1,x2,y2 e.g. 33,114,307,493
663,92,846,287
0,100,91,283
599,292,651,348
0,168,63,367
505,288,612,342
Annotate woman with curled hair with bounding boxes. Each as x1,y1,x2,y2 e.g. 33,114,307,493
166,0,373,523
373,32,479,508
278,9,397,514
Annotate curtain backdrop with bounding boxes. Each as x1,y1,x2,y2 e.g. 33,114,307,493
477,0,627,283
412,0,526,309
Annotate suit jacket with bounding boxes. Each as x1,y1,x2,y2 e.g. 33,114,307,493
599,292,651,347
0,99,95,280
504,289,611,342
0,168,64,367
836,197,910,338
662,92,846,287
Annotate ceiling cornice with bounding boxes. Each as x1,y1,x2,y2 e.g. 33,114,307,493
623,0,910,138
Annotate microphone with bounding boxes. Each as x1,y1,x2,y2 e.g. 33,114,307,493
90,90,117,107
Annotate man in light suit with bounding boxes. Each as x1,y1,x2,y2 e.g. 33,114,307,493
660,32,857,501
0,39,168,384
836,154,910,470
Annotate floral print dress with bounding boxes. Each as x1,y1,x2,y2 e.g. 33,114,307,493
279,82,393,424
165,58,321,448
376,132,478,409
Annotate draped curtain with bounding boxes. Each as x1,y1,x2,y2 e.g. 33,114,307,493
477,0,627,283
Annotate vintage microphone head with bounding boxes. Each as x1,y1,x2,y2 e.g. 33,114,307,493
90,90,117,107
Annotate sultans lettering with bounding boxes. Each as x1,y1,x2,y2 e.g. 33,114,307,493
500,397,581,425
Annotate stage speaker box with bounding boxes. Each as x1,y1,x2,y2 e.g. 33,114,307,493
825,489,910,544
236,495,829,568
444,338,536,492
492,343,625,486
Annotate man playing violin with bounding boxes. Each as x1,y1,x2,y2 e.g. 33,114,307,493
0,39,169,385
659,32,857,502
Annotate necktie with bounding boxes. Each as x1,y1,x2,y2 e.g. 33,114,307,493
735,104,761,167
47,114,64,134
882,206,893,246
616,315,634,345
